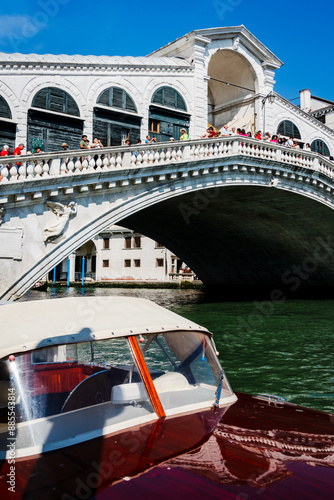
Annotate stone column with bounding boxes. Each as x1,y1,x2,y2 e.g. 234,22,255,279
69,253,76,282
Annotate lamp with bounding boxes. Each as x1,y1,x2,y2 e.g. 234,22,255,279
262,91,276,134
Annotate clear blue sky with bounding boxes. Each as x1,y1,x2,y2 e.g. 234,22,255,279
0,0,333,103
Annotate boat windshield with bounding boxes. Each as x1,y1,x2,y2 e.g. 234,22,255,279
1,338,154,424
139,330,233,413
0,331,232,425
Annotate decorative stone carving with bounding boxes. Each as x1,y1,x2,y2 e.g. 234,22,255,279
44,201,77,244
232,37,240,50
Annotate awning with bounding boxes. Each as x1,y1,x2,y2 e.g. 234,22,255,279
222,114,256,133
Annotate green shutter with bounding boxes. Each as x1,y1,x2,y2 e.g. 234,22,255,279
0,96,12,119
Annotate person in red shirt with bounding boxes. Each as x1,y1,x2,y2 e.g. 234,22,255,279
13,143,25,166
1,145,9,156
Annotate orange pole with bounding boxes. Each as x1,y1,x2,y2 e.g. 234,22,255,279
128,336,165,419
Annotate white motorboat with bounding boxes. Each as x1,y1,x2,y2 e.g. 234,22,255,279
0,296,237,460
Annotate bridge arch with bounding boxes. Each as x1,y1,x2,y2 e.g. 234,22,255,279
3,168,333,301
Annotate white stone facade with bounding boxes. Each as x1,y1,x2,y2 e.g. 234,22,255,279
55,226,184,283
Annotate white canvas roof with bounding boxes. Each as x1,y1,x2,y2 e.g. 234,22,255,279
0,297,209,360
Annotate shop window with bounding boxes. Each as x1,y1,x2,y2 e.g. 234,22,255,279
97,87,137,113
32,87,80,117
152,87,187,111
0,96,12,119
277,120,301,139
311,139,330,157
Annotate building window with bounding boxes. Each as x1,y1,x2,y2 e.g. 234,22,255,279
152,87,187,111
133,236,141,248
124,236,132,249
32,87,80,117
277,120,301,139
124,259,131,268
0,95,12,119
155,242,164,248
311,139,330,157
103,238,110,249
97,87,137,113
134,259,141,267
149,119,160,133
103,260,109,268
156,258,164,267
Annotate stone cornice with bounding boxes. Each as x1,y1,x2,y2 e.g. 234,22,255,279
0,62,194,74
275,93,334,137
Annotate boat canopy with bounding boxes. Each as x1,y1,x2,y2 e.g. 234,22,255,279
0,297,209,360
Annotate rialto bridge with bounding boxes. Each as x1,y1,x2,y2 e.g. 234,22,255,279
0,136,334,301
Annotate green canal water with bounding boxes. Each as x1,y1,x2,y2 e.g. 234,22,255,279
21,287,334,413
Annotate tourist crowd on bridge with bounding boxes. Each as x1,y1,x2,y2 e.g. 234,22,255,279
200,126,311,151
0,125,331,170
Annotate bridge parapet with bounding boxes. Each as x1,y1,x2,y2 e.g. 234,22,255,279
1,137,333,186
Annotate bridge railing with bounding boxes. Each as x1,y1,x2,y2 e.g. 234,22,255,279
0,136,333,183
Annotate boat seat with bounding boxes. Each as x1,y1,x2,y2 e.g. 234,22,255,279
153,372,190,392
111,372,190,405
111,382,148,405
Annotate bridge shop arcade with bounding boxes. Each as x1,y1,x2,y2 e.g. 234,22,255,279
0,26,332,157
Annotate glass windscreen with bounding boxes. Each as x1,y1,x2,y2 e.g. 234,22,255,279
0,338,154,423
139,331,233,411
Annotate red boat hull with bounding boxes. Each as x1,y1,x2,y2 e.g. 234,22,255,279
1,393,333,500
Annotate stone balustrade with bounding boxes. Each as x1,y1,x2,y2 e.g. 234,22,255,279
1,137,333,184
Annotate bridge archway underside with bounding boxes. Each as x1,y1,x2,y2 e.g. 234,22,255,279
0,145,334,300
122,186,334,297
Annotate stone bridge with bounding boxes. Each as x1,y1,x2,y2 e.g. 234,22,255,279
0,136,334,300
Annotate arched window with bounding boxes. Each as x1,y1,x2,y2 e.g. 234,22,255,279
0,95,12,119
32,87,80,116
97,87,137,113
152,87,187,111
311,139,330,157
277,120,301,139
0,95,15,151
